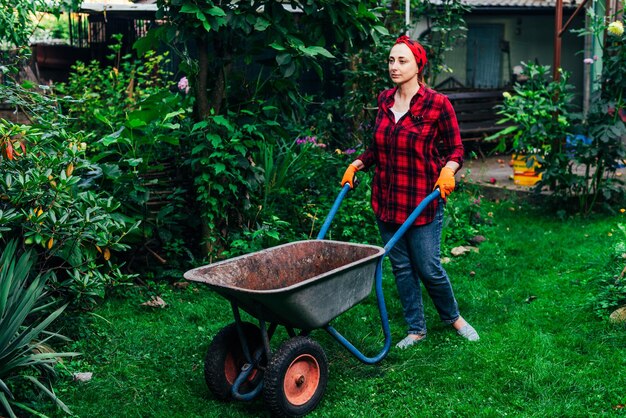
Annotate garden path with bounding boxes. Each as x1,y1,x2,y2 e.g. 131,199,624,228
460,154,626,197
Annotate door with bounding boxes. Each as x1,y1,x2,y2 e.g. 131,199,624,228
466,24,504,89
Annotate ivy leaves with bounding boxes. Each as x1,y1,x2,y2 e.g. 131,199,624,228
154,0,385,82
177,3,227,33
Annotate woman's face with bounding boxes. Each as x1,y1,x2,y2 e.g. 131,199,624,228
388,43,419,85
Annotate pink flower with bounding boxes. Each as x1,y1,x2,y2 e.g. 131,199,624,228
296,136,318,145
583,58,594,65
178,77,190,94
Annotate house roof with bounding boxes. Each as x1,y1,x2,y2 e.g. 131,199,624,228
77,0,584,15
460,0,583,7
79,2,157,12
80,0,303,14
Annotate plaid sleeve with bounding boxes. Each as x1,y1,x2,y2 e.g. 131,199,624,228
357,146,376,169
438,96,464,168
357,91,387,170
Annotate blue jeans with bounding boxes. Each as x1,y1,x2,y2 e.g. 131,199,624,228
377,201,460,336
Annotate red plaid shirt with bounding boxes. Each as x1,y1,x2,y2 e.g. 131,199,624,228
358,86,464,226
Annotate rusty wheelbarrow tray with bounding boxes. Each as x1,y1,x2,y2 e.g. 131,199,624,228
185,185,441,417
184,239,384,330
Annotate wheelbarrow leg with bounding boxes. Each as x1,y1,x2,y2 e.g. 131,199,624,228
227,304,285,401
231,345,265,401
259,319,272,361
232,303,255,363
203,320,265,401
200,302,268,401
325,257,392,364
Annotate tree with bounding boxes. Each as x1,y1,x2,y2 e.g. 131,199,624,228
0,0,79,77
140,0,388,256
148,1,386,118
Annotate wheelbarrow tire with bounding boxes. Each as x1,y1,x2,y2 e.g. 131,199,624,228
204,322,264,401
263,336,328,417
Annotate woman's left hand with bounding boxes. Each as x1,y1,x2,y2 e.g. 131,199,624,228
434,167,456,199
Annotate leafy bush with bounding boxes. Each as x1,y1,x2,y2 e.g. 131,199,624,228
486,63,574,157
335,43,392,150
441,181,494,252
570,96,626,213
0,240,78,418
0,119,137,308
208,131,378,258
188,110,266,259
54,40,198,279
568,9,626,214
56,35,174,138
487,60,624,214
592,223,626,316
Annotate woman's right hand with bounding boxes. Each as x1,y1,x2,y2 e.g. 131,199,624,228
341,164,359,189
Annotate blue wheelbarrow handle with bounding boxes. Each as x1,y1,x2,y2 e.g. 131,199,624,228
317,183,440,249
316,183,352,240
320,185,441,364
383,189,441,254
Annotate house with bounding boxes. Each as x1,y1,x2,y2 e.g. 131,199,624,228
411,0,588,97
407,0,599,147
32,0,158,82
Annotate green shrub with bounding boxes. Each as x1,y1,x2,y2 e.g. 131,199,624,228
0,240,78,418
0,119,137,308
568,9,626,214
442,181,494,252
486,63,574,157
56,35,174,138
592,223,626,316
188,110,265,259
54,39,198,279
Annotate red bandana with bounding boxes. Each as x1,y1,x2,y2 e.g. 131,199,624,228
395,35,428,69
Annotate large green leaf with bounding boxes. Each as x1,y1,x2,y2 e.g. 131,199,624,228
300,46,334,59
23,376,71,414
0,391,16,418
0,241,77,416
204,6,226,17
0,378,11,398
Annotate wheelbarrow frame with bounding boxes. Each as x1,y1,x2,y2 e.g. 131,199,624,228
185,185,441,410
318,185,440,364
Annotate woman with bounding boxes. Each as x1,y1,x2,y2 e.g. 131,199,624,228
341,35,479,349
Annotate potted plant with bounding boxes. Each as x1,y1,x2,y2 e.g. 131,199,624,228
486,62,574,186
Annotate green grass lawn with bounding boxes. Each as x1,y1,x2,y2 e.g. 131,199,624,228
46,200,626,417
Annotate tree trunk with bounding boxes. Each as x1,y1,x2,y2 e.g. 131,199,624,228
196,36,211,120
196,35,230,257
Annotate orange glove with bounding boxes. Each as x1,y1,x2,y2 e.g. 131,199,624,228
341,164,359,189
434,166,456,199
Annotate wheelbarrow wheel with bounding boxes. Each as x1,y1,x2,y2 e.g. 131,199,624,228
204,322,264,401
263,336,328,417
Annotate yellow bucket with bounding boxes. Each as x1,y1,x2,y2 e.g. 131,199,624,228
512,154,542,186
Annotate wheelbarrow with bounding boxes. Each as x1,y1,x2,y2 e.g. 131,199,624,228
184,185,440,417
